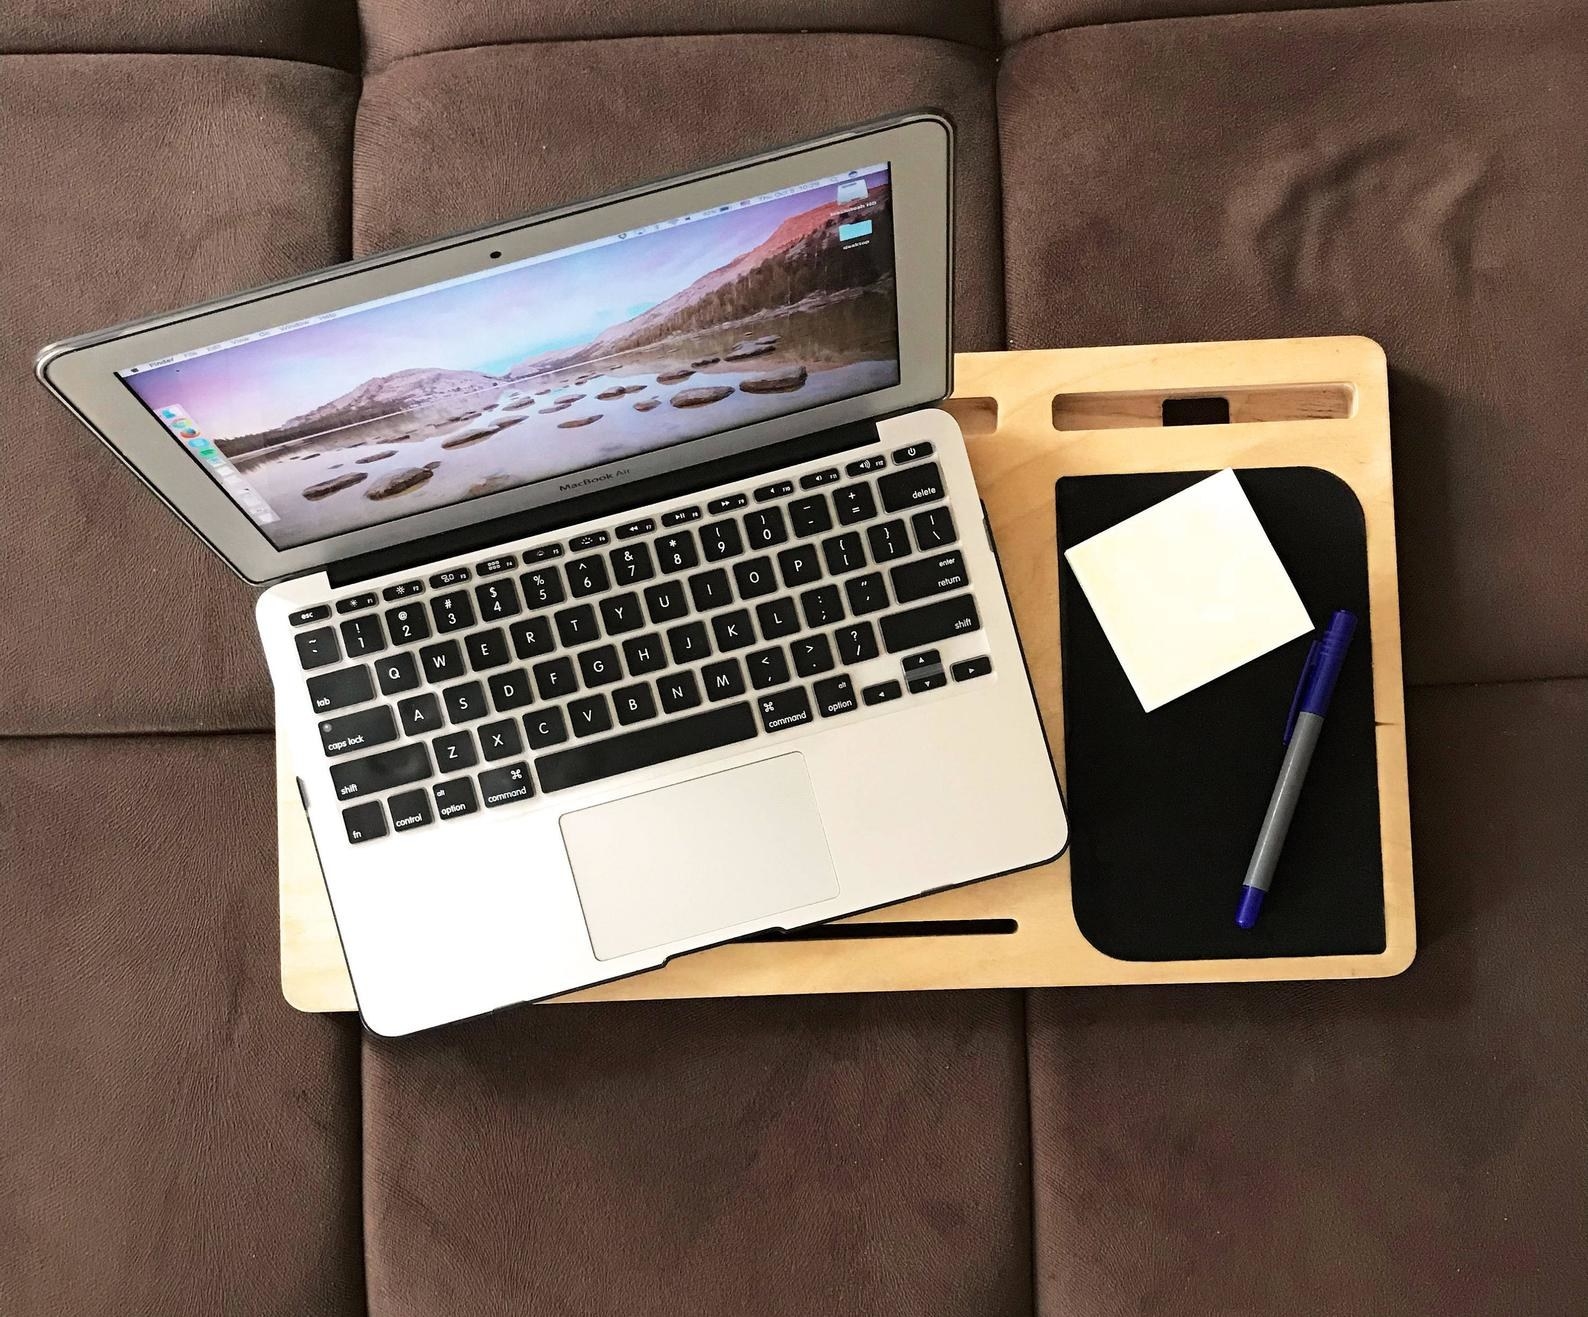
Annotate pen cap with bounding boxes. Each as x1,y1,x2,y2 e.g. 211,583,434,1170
1297,610,1357,719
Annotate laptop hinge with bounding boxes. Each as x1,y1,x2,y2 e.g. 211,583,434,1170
328,417,885,588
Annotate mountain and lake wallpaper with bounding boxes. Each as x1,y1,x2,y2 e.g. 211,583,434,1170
122,167,898,547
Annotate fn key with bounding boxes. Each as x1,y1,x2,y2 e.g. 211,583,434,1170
342,800,387,844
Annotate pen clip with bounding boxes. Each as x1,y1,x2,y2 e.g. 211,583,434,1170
1283,637,1322,746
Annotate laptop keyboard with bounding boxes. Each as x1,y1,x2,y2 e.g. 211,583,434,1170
288,444,995,844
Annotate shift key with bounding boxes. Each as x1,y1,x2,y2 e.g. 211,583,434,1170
330,742,432,800
880,592,981,653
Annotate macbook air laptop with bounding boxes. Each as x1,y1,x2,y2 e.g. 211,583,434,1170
37,112,1067,1035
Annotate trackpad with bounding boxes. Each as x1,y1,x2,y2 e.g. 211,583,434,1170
560,753,840,961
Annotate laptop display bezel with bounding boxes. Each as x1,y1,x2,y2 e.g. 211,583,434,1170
36,113,952,585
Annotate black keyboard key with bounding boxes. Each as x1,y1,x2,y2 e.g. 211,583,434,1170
308,664,373,713
432,777,479,820
569,694,613,738
835,620,880,665
338,614,385,659
702,658,745,701
621,632,667,675
295,627,340,671
521,565,566,608
800,585,844,629
891,550,969,604
443,680,487,724
577,644,623,688
330,741,432,801
289,604,330,626
833,483,878,525
464,626,511,671
881,592,981,653
755,596,801,640
479,761,533,807
661,506,702,526
644,581,689,624
754,479,794,501
335,592,377,614
376,651,420,696
657,670,701,714
731,556,777,599
430,592,475,633
477,554,517,576
429,568,470,588
385,602,431,645
866,519,911,563
792,634,835,678
318,705,397,758
711,609,756,652
821,532,866,576
903,650,941,675
688,568,734,612
747,646,790,690
598,592,645,636
474,577,522,621
776,544,822,588
862,680,903,706
891,441,934,464
479,718,524,762
524,544,563,563
569,531,609,551
537,703,759,792
609,542,655,586
952,655,994,682
905,647,948,692
844,572,889,615
846,454,886,476
509,615,554,660
879,461,945,513
419,639,463,683
613,682,658,726
708,493,749,514
554,603,598,649
814,673,858,717
700,520,744,562
667,621,711,665
911,505,957,551
567,555,610,598
656,530,699,572
616,518,655,539
433,730,478,772
788,494,833,537
743,507,788,550
487,667,534,712
397,692,442,735
382,580,423,601
342,800,387,843
800,467,840,489
523,706,568,749
756,686,813,733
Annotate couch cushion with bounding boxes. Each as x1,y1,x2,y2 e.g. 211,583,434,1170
0,734,365,1315
362,992,1032,1316
1026,677,1588,1315
0,56,357,735
359,0,997,72
999,0,1437,45
0,0,359,67
998,0,1588,686
353,35,1004,351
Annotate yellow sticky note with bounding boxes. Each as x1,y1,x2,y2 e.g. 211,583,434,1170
1064,469,1313,711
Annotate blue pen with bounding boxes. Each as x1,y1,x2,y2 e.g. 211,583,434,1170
1236,610,1358,928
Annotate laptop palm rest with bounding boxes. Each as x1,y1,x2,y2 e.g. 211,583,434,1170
559,753,840,962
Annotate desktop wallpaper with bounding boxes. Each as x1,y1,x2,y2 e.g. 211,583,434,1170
121,166,898,548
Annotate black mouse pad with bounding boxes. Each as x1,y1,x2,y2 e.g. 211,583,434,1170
1057,468,1385,960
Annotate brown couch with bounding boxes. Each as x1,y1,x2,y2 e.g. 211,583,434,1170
4,2,1584,1313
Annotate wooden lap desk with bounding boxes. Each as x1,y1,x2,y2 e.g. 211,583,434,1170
279,337,1415,1012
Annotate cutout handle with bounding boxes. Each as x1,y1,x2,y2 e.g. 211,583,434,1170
1053,382,1355,430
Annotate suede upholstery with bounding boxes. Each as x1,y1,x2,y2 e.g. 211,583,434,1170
4,2,1584,1313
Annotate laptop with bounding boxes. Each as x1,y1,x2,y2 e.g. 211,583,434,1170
37,112,1067,1035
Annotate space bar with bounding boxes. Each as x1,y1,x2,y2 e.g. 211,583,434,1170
537,702,760,792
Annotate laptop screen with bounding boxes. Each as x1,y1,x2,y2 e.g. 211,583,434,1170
116,164,899,551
